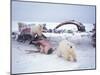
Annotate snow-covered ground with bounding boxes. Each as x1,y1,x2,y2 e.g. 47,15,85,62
11,32,96,74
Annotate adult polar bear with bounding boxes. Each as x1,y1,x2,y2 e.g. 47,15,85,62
18,22,46,36
31,24,45,36
57,40,77,62
17,22,47,42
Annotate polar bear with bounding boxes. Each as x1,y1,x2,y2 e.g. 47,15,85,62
57,40,77,62
31,24,43,36
17,23,47,42
18,22,46,37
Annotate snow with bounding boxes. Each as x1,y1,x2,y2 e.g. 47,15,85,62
11,32,95,74
11,21,95,74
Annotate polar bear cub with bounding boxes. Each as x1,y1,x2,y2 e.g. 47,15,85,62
57,40,77,62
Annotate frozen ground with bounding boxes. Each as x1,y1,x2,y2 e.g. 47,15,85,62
11,33,96,74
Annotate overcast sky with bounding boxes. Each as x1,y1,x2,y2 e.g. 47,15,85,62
12,1,96,24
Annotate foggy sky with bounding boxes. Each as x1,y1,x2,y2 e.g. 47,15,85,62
12,1,96,24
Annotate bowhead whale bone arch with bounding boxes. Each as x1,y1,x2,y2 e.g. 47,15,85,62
54,20,86,32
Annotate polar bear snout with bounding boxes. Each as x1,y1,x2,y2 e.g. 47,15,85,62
70,46,72,48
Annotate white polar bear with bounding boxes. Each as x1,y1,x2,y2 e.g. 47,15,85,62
57,40,77,62
31,24,44,36
18,22,45,37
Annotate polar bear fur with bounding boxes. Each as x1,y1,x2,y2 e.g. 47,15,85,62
18,22,44,37
57,40,77,62
31,24,44,36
